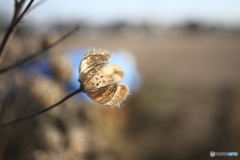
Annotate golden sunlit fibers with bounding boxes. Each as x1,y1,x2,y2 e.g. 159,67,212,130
79,49,129,107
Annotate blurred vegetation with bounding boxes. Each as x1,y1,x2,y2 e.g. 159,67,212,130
0,16,240,160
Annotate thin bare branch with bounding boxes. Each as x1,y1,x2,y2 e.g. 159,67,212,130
27,0,47,14
12,0,22,24
14,0,34,26
0,0,34,59
0,86,84,128
0,26,79,74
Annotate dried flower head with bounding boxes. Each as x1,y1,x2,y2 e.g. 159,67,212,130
79,49,129,107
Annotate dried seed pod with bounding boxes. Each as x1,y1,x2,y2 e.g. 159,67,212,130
79,49,129,107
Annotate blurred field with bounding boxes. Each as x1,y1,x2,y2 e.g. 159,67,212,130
0,27,240,160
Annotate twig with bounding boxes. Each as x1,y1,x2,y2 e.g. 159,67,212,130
0,26,79,74
14,0,34,26
27,0,47,14
0,86,84,128
13,0,25,24
0,0,34,59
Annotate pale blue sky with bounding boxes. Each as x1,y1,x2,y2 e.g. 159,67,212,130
1,0,240,28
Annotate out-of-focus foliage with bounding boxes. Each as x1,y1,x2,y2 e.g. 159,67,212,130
0,23,240,160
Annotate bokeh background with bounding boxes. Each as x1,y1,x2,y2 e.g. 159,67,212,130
0,0,240,160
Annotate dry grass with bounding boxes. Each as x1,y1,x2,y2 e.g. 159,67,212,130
0,28,240,160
